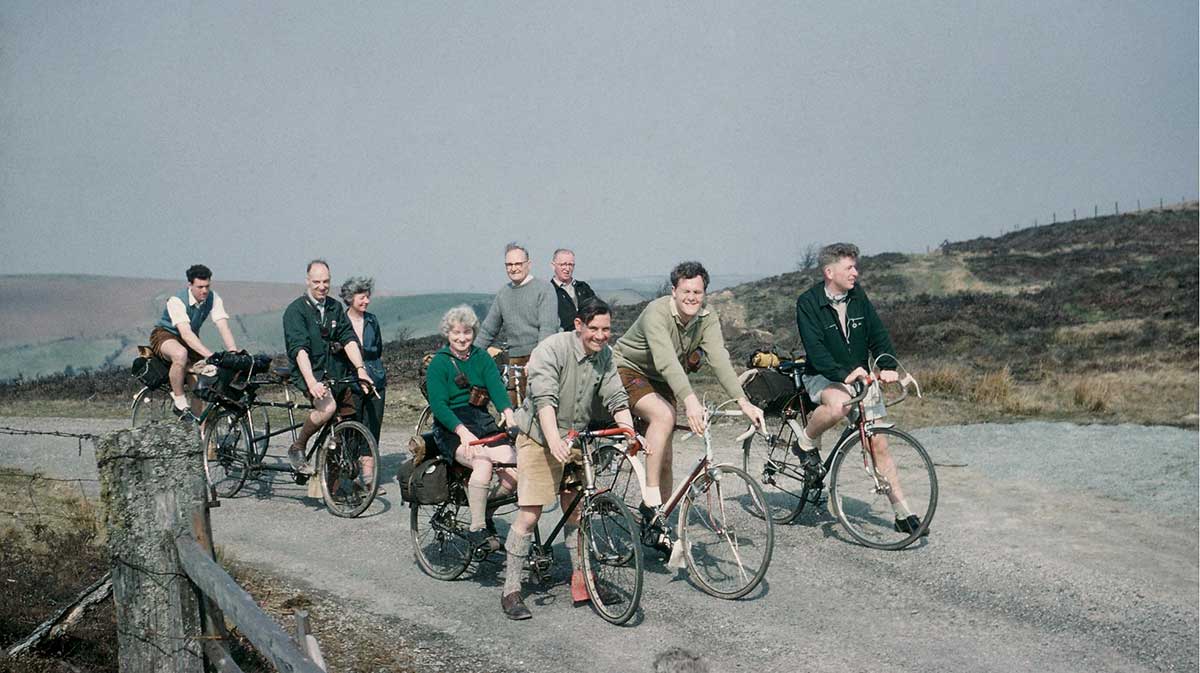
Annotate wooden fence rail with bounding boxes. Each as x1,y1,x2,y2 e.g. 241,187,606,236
95,422,325,673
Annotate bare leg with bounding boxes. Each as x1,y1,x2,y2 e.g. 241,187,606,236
157,339,190,405
632,393,676,506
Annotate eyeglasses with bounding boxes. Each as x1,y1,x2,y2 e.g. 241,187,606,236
504,261,529,268
554,262,575,268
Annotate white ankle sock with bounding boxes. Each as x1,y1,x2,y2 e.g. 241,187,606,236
170,393,188,411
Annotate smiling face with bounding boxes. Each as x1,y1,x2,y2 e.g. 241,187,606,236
350,291,371,314
504,248,530,284
671,275,706,322
823,256,859,295
188,278,211,304
306,263,331,302
552,251,575,284
446,322,475,355
575,312,612,355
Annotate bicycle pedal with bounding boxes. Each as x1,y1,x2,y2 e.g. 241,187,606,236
294,474,309,485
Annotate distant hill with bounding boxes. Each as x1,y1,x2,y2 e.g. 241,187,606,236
0,273,489,381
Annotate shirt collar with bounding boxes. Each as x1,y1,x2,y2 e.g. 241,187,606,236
552,277,575,289
305,291,325,309
570,333,600,363
511,275,536,288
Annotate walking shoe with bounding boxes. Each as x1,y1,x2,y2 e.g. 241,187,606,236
790,445,824,476
894,515,930,537
287,445,314,475
466,529,502,553
174,406,199,425
501,592,532,620
570,569,590,604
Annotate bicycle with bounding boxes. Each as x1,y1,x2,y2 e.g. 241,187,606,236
740,356,938,550
595,402,774,600
201,365,381,518
408,427,644,625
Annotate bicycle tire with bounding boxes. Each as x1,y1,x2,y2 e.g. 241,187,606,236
318,420,379,518
415,405,434,436
248,405,271,463
410,497,473,580
201,408,251,498
580,491,643,625
131,386,173,427
741,423,807,524
828,427,938,550
678,464,774,600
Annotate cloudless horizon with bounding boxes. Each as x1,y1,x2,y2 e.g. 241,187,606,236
2,3,1196,293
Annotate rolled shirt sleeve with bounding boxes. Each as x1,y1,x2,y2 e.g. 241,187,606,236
166,296,189,327
209,292,229,323
524,344,561,413
698,311,746,400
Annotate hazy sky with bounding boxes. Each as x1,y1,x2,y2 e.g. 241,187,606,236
2,2,1196,293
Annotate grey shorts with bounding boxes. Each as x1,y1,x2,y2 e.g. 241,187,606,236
802,373,886,421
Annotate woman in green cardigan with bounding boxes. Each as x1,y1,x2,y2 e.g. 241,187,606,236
426,305,516,550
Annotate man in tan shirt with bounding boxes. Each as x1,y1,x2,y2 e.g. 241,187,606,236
612,261,765,551
500,299,637,621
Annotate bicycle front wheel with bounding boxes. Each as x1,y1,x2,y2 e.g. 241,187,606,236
131,386,172,427
679,464,774,599
741,425,808,524
410,498,473,580
318,420,379,518
828,427,938,550
201,408,251,498
415,405,434,435
580,491,643,625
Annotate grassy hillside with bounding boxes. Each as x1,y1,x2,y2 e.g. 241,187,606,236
2,206,1195,428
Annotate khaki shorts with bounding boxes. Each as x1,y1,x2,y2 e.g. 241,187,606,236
149,327,204,363
618,367,676,409
516,433,582,507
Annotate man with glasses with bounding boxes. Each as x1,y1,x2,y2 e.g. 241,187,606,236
281,259,374,473
476,242,560,400
549,248,598,332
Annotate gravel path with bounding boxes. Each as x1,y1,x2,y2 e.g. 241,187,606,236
1,417,1196,672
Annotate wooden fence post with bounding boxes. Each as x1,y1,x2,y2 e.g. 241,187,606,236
96,423,207,673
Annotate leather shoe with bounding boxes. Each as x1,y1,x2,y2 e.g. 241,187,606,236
501,592,532,620
570,569,590,604
790,445,824,475
894,515,929,537
287,446,314,475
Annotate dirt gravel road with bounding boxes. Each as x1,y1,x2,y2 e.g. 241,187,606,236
2,417,1196,673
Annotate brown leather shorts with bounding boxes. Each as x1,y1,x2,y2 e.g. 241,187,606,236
617,367,676,409
149,327,204,363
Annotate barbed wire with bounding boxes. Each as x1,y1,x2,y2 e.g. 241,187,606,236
0,425,100,455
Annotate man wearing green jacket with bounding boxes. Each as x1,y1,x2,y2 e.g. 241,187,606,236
281,259,374,475
795,242,924,536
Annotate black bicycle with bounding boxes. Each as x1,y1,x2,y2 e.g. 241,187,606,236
408,427,644,625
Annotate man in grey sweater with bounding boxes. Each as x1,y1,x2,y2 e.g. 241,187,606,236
476,242,561,404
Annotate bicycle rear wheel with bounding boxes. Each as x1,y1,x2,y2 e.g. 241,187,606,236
410,497,472,580
679,464,774,599
131,386,173,427
201,408,251,498
318,420,379,518
741,422,807,524
828,427,937,550
415,405,434,435
580,491,643,625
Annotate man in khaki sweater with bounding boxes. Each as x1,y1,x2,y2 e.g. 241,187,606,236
612,261,765,552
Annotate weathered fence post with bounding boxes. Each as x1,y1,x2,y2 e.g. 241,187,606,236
96,423,206,673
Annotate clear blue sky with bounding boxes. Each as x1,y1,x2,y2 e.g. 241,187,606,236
2,2,1196,293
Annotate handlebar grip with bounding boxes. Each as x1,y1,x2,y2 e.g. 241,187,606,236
588,427,636,439
842,378,873,407
469,427,518,446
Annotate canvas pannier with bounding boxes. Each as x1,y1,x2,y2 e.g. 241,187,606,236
398,457,450,505
131,356,169,389
741,367,797,414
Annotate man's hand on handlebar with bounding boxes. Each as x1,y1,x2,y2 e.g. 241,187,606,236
683,394,707,435
499,408,515,429
843,367,871,385
737,398,767,433
878,369,899,384
307,379,330,400
547,432,573,464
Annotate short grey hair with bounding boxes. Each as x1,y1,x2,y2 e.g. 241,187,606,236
439,304,480,337
552,248,574,260
818,243,859,270
339,276,374,306
306,258,330,274
504,242,529,261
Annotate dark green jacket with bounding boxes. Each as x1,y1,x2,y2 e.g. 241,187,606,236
282,295,357,384
425,345,511,431
795,283,897,382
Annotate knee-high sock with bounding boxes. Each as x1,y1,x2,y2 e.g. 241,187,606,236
468,484,490,531
565,524,582,571
503,531,532,595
